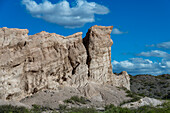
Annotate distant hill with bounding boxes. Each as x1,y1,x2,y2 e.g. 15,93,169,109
130,74,170,99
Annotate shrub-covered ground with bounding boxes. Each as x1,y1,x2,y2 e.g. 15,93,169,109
0,101,169,113
130,74,170,99
63,95,90,104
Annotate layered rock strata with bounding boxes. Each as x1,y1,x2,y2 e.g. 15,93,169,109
83,25,113,84
0,25,130,100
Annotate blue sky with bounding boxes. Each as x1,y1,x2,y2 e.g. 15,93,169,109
0,0,170,75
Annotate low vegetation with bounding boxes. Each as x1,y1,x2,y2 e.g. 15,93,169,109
59,105,98,113
0,101,170,113
0,105,30,113
117,87,142,105
0,104,47,113
105,101,170,113
64,95,90,104
130,74,170,99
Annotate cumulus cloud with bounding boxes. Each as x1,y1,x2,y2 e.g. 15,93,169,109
146,41,170,50
112,58,170,75
112,28,128,34
22,0,109,28
114,42,170,75
137,50,170,59
157,41,170,49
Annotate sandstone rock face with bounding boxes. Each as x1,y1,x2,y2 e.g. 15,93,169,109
83,25,114,84
0,25,130,101
113,71,130,90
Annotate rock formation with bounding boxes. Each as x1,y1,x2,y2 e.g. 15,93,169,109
0,25,130,101
113,71,130,90
121,97,164,108
83,25,113,84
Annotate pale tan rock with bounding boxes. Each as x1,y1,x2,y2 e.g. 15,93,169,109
121,97,164,108
0,25,130,101
113,71,130,90
0,28,88,100
83,25,114,84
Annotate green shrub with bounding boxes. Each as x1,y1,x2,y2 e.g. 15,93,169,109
136,102,170,113
31,104,42,113
59,104,67,111
154,92,162,97
104,104,134,113
0,105,30,113
125,90,141,102
31,104,53,113
0,101,169,113
149,88,152,91
64,96,89,104
159,81,166,84
67,107,97,113
150,85,155,88
162,84,169,88
118,87,142,106
105,101,170,113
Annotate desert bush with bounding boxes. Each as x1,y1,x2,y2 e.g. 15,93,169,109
159,81,166,84
136,101,170,113
0,101,169,113
31,104,53,113
0,105,30,113
64,96,89,104
162,84,169,88
118,87,142,106
154,92,162,97
104,104,134,113
58,104,68,112
125,90,141,102
150,85,155,88
67,107,97,113
105,101,170,113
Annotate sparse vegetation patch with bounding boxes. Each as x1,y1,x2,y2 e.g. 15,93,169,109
64,96,90,104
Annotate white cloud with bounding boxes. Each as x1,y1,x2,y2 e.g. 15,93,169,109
22,0,109,28
114,42,170,75
157,41,170,49
112,28,128,34
146,41,170,49
112,58,170,75
137,50,170,58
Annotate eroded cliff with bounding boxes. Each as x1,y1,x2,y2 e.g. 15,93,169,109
0,25,130,101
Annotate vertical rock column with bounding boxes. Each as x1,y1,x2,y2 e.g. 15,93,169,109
83,25,114,84
0,27,29,100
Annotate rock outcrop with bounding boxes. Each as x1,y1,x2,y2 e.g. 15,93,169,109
0,25,130,101
121,97,164,108
83,25,113,84
113,71,130,90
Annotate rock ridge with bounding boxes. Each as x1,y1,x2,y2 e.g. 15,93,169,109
0,25,130,101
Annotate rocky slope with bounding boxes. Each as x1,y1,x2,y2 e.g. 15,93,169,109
130,74,170,99
0,25,130,101
121,97,164,109
20,83,130,109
